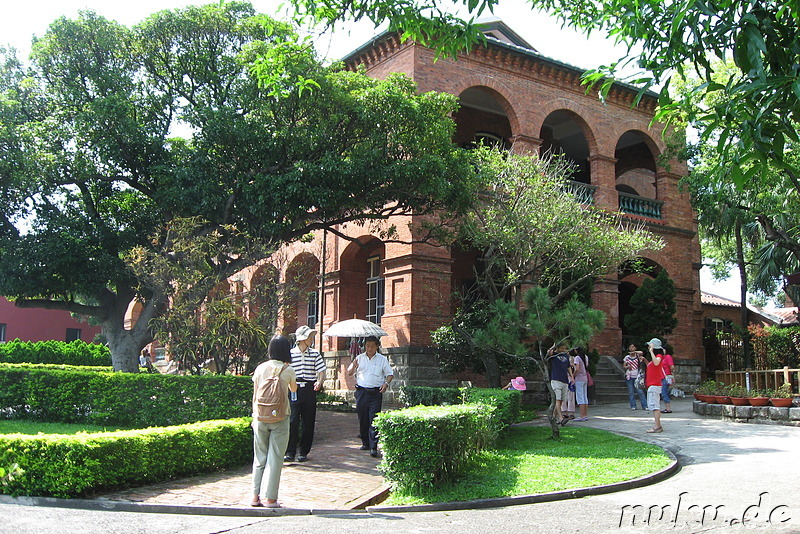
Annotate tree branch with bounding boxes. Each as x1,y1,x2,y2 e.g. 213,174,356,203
14,298,102,317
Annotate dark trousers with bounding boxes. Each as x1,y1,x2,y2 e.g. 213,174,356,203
355,387,383,450
286,385,317,457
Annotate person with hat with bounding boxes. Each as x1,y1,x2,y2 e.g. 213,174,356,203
284,325,326,463
347,335,394,457
644,338,667,433
504,376,527,391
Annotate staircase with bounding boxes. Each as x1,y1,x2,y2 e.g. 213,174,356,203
592,356,630,404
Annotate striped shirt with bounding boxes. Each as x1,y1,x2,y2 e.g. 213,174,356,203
289,346,325,382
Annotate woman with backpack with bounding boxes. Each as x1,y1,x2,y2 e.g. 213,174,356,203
251,335,298,508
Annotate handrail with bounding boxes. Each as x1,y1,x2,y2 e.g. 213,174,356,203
716,367,799,395
618,191,663,219
565,180,597,205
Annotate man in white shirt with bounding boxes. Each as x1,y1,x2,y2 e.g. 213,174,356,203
284,325,326,463
347,335,393,457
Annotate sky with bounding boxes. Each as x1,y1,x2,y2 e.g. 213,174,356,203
2,0,746,303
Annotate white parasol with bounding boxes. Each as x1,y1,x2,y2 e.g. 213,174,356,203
323,318,387,338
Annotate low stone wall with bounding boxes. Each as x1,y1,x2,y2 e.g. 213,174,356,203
693,401,800,427
673,359,702,392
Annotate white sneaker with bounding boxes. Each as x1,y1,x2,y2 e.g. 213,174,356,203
631,407,636,410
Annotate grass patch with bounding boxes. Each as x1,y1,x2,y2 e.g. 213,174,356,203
384,425,671,505
0,420,128,435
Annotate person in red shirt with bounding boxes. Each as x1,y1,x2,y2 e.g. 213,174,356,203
644,338,667,433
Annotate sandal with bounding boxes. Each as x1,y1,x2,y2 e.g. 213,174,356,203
264,501,282,508
250,497,263,507
559,418,570,426
646,427,663,433
663,410,673,413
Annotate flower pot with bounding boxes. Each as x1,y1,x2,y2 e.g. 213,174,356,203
715,395,732,404
770,398,793,408
748,397,769,406
700,394,715,403
730,397,749,406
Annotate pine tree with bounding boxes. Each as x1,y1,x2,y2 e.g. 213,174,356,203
624,269,678,345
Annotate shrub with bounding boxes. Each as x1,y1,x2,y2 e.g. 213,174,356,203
0,340,111,367
374,404,499,491
462,387,521,427
0,418,251,498
398,385,461,407
0,365,251,426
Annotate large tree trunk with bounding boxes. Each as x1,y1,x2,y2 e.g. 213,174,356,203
480,352,502,388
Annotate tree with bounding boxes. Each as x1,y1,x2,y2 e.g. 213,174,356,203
286,0,800,264
432,148,663,391
623,269,678,349
0,2,474,371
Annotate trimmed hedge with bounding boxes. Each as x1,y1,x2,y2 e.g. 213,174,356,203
463,388,521,427
0,340,111,367
399,385,522,427
398,385,461,407
374,404,499,491
0,418,252,498
0,365,252,427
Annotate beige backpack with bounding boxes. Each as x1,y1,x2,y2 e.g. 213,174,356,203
255,363,289,423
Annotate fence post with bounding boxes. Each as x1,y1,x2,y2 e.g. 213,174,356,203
784,366,791,386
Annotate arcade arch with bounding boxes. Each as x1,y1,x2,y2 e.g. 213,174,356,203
539,109,592,184
453,86,514,149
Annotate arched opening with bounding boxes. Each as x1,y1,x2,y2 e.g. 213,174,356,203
283,253,321,334
249,264,279,330
618,258,665,350
339,236,386,327
453,87,513,150
539,110,591,184
615,131,662,218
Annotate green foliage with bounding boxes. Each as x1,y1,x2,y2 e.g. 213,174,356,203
432,148,658,387
0,340,111,366
384,426,671,505
750,324,800,369
462,388,521,428
0,420,126,435
0,418,251,498
398,386,462,407
623,269,678,345
374,404,500,491
0,366,251,426
770,383,793,399
0,2,475,371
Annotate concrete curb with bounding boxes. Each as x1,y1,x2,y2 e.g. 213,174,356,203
0,433,679,517
366,448,680,514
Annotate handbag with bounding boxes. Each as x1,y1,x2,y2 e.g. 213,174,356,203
587,370,594,387
635,366,647,391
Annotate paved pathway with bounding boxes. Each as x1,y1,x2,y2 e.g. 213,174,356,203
2,398,800,534
98,410,388,510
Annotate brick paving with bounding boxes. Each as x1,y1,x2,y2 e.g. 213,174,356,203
97,411,389,510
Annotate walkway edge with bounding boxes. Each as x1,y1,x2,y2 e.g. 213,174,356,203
366,448,680,514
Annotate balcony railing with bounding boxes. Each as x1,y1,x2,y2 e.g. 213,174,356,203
618,192,663,219
565,180,597,205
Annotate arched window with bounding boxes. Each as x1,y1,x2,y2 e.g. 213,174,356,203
366,256,385,325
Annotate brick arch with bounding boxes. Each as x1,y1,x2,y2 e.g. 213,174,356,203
533,99,600,156
338,236,385,325
448,76,523,137
611,125,665,160
283,252,321,333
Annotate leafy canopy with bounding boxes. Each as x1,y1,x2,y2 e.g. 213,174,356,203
0,1,475,370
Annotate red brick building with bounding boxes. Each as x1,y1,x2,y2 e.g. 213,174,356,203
237,21,704,392
0,296,102,344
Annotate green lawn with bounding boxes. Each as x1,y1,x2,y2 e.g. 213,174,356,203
384,425,671,505
0,420,128,435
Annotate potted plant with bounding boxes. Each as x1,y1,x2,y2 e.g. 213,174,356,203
769,383,794,407
748,388,770,406
727,384,749,406
695,379,717,403
712,381,732,404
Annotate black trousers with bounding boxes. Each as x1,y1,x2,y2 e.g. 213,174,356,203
286,385,317,457
355,387,383,450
